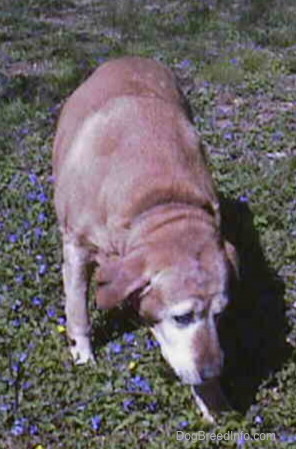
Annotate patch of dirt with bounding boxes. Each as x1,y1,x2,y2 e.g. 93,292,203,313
35,12,77,27
3,60,53,77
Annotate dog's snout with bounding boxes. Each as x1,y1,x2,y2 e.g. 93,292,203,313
193,320,224,383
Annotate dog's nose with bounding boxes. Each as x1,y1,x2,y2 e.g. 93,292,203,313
199,364,221,382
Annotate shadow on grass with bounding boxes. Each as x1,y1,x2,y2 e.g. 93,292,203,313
92,304,142,349
219,196,292,412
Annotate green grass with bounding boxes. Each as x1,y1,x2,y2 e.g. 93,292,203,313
1,0,296,448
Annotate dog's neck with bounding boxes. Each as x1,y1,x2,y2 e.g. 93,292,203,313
125,202,219,262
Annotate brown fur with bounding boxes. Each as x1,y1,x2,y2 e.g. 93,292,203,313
53,56,238,394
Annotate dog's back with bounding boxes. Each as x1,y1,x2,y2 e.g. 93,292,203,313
53,56,186,174
53,57,217,238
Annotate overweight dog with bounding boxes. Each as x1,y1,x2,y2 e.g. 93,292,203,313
53,56,237,421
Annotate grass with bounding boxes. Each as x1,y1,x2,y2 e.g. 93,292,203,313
0,0,295,447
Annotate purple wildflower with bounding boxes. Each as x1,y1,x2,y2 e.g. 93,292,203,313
8,234,18,243
15,273,25,283
48,104,60,114
28,173,38,185
179,59,192,69
22,220,31,230
237,434,247,448
12,353,27,372
29,424,39,435
12,362,20,372
38,264,47,275
230,58,239,65
19,352,27,363
109,342,122,354
20,127,29,136
179,420,189,429
47,307,56,318
146,338,159,350
23,381,33,390
279,434,296,443
122,398,135,411
272,130,284,141
37,192,48,203
11,418,27,436
27,191,37,201
77,403,87,411
0,403,10,412
11,319,21,327
96,57,106,64
224,131,234,141
34,227,44,239
130,375,152,393
239,195,249,203
38,212,47,223
254,415,263,424
90,415,102,431
123,332,136,344
47,175,56,183
32,296,43,306
58,316,66,325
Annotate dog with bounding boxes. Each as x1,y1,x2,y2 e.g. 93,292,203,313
53,56,238,421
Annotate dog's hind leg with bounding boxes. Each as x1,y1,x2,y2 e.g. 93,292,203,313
62,234,95,364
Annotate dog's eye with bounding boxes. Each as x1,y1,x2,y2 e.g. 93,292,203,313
173,310,195,326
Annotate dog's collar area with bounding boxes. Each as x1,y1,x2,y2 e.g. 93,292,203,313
133,201,217,230
126,201,217,253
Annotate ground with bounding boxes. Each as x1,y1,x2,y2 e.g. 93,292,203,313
0,0,295,448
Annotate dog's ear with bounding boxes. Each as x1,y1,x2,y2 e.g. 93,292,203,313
224,240,239,279
95,254,150,310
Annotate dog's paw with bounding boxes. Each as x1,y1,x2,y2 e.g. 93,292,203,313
69,337,95,365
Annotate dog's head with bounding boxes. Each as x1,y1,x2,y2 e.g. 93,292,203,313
96,240,238,385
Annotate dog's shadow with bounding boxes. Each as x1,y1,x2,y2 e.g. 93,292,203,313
219,196,291,412
92,196,291,413
92,303,140,348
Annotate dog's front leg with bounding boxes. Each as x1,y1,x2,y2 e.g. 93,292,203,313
62,235,95,364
